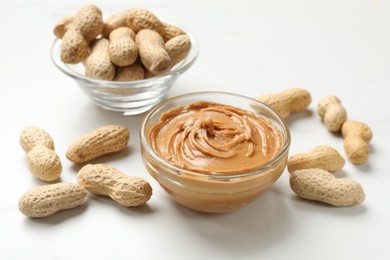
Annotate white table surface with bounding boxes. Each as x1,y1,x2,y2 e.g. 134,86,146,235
1,0,389,259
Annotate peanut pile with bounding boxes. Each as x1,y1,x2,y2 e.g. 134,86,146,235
18,125,152,218
257,88,372,206
54,5,191,81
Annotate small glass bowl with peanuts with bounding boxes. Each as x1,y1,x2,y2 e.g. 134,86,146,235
51,6,198,115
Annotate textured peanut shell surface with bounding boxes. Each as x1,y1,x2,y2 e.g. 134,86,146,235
60,5,103,64
287,146,345,173
109,27,138,67
125,8,163,33
256,88,311,119
290,169,365,206
72,5,103,42
165,34,191,65
77,164,152,207
114,63,144,82
53,15,74,38
103,8,162,37
136,29,172,75
85,38,116,80
27,145,62,182
18,183,87,218
103,12,127,37
19,126,55,153
60,29,90,64
158,22,186,42
342,120,373,164
67,125,130,164
317,95,347,132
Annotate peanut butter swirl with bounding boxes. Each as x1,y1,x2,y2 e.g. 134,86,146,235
148,101,283,174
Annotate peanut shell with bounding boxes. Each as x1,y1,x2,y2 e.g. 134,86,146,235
136,29,172,75
20,126,55,153
165,34,191,65
27,144,62,182
290,169,365,206
18,183,87,218
287,146,345,173
66,125,130,164
78,164,152,207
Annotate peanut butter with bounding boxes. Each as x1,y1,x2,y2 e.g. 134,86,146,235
148,101,283,174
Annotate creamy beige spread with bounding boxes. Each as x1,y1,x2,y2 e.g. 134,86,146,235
148,101,283,174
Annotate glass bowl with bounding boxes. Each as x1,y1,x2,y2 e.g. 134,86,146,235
140,92,291,213
50,22,198,115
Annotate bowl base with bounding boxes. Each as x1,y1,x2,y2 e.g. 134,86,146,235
90,97,165,115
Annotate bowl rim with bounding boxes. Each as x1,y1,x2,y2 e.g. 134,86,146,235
140,91,291,180
50,20,199,88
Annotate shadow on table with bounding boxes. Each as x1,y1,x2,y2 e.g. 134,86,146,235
87,193,156,216
168,182,367,256
284,109,313,127
22,203,88,226
168,187,293,256
288,195,367,217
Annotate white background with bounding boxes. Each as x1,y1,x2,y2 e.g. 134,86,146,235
1,0,389,259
